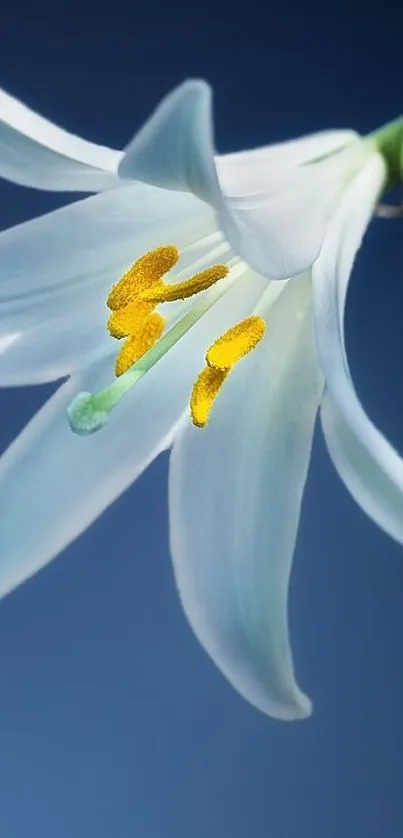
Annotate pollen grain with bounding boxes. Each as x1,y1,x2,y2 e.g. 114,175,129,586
190,315,266,428
115,312,165,377
206,315,266,371
107,297,161,339
140,264,229,304
107,245,179,311
190,366,229,428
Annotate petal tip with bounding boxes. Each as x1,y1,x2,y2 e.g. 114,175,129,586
118,78,215,201
231,673,313,722
276,691,313,722
171,77,211,101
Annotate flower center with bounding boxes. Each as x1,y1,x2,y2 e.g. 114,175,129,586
106,244,230,377
67,244,266,435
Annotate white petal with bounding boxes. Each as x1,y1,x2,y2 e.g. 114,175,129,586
0,265,267,597
118,80,366,279
169,273,323,720
0,182,212,301
0,87,123,191
312,154,403,543
0,309,113,386
218,128,360,172
0,183,215,382
321,390,403,541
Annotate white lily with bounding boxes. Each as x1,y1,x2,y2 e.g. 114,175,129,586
0,80,400,721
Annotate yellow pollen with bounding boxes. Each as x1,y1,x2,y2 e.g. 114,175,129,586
190,366,229,428
107,295,162,339
71,249,267,435
107,245,179,310
103,242,259,392
115,312,165,377
206,315,266,371
190,315,266,428
139,264,229,304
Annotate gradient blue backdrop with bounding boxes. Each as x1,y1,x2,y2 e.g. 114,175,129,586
0,2,402,836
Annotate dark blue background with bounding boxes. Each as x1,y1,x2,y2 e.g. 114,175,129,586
0,2,402,835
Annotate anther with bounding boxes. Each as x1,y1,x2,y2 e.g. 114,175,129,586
190,315,266,428
190,367,229,428
107,245,179,310
139,264,229,304
115,312,165,377
206,316,266,371
107,296,161,339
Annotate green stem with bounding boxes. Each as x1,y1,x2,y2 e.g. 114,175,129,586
368,116,403,190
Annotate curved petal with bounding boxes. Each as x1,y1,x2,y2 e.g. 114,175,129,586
0,182,212,301
312,155,403,543
0,308,114,386
0,87,123,191
218,128,360,171
0,265,267,598
321,390,403,541
0,183,215,382
169,273,323,720
118,80,366,279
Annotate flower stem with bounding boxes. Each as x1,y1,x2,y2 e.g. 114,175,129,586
368,116,403,189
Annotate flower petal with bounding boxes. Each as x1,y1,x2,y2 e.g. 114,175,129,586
118,80,364,279
0,183,215,382
0,182,212,300
0,310,113,386
0,265,267,597
169,273,323,720
321,390,403,542
0,87,123,191
311,154,403,543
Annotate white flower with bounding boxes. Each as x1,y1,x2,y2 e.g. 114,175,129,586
0,80,398,721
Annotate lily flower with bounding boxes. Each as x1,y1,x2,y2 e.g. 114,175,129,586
0,81,401,721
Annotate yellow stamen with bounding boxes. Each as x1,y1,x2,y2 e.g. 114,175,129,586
107,245,179,311
190,366,229,428
115,312,165,377
69,252,251,435
107,295,162,339
139,264,229,304
190,315,266,427
105,244,259,417
206,315,266,371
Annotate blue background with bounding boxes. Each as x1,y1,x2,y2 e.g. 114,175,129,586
0,1,403,835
